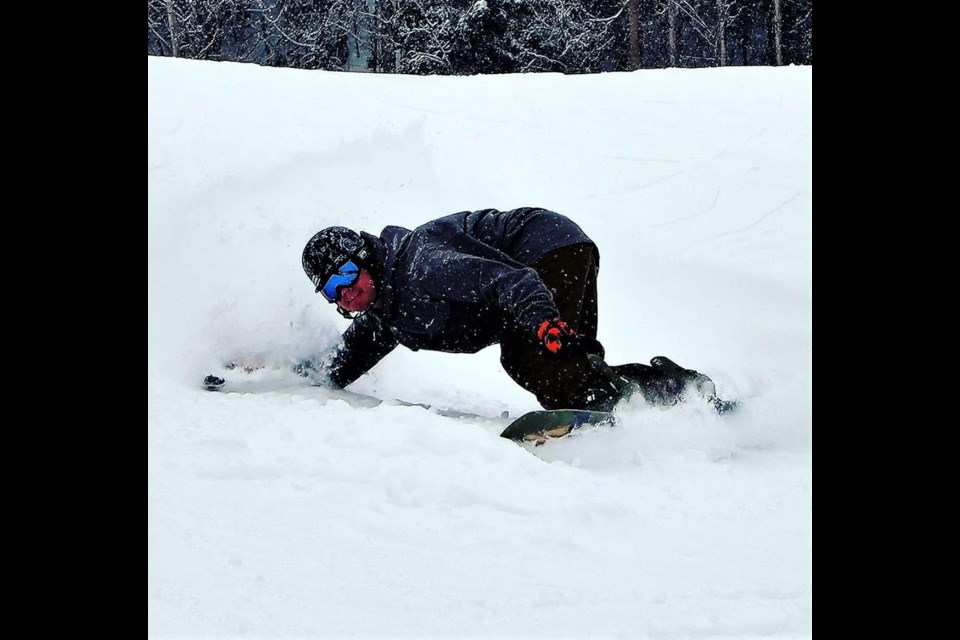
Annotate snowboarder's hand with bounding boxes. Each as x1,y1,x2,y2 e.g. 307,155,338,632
536,318,605,358
537,318,575,353
536,318,602,358
292,359,336,388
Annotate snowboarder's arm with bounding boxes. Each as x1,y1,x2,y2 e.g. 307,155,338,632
322,313,399,389
418,250,559,335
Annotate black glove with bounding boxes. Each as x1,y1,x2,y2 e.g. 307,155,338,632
291,359,337,388
535,318,604,358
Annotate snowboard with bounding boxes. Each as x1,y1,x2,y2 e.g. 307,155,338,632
202,371,505,422
499,409,616,445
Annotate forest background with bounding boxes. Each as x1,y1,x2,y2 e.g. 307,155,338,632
147,0,812,75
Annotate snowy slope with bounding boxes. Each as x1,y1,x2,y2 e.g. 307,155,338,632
148,57,811,639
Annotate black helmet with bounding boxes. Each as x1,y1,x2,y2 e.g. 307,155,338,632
302,226,371,292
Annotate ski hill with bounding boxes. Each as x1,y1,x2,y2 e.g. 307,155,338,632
148,57,812,639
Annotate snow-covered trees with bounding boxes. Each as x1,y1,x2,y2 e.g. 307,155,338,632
146,0,813,73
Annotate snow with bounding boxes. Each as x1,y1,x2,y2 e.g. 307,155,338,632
148,57,811,639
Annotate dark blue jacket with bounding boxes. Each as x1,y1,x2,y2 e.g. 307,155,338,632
325,207,596,388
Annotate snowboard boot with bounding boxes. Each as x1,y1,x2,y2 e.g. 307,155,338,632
611,357,738,414
580,355,643,411
649,356,738,414
650,356,714,398
567,384,628,412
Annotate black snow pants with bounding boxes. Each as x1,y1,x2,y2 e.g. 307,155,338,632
498,243,619,410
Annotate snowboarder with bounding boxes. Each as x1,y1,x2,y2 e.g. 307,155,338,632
300,207,725,412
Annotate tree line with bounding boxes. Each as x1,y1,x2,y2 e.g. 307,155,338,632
147,0,812,75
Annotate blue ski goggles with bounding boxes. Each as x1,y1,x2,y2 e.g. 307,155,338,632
318,260,361,302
